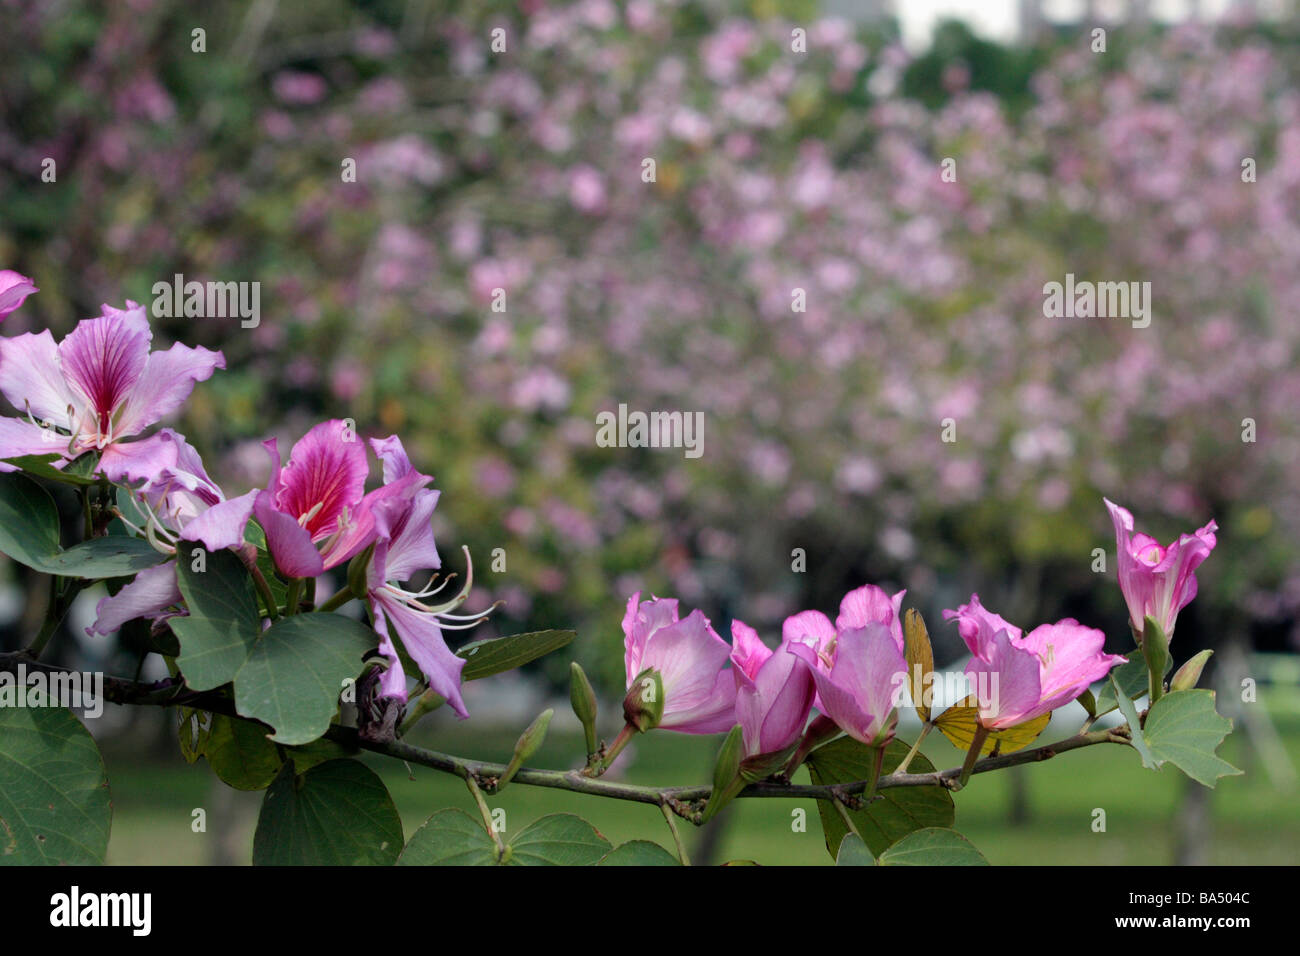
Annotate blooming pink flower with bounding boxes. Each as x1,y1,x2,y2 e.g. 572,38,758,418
787,623,906,747
0,303,223,479
782,583,906,715
253,420,407,578
1104,498,1218,640
0,271,38,320
943,595,1125,730
363,435,487,717
730,620,815,759
622,593,736,733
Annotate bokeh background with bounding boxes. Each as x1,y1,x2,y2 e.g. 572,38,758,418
1,0,1297,864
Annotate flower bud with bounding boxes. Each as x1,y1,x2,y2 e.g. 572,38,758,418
622,667,664,733
499,708,552,789
1141,614,1171,702
1170,649,1213,693
570,662,599,756
702,725,745,822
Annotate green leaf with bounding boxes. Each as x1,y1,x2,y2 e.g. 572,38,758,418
1142,690,1243,788
1142,615,1171,702
234,613,375,745
877,827,989,866
2,453,99,486
399,808,500,866
0,473,166,578
253,759,402,865
0,706,112,864
835,833,875,866
1111,673,1157,770
171,548,261,691
0,472,61,568
44,536,168,578
806,737,954,859
1094,655,1160,715
203,714,282,791
457,629,576,681
505,813,611,866
598,840,681,866
284,736,359,773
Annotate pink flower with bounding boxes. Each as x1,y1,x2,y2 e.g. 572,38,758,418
253,420,408,578
943,595,1125,730
782,583,906,714
730,621,815,759
1105,498,1218,640
622,593,736,734
0,271,38,320
363,435,487,717
117,429,257,553
787,623,906,747
0,303,224,480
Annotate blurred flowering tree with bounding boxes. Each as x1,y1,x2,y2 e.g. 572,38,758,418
1,0,1296,689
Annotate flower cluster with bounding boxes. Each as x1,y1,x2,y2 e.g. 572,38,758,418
0,284,488,716
611,501,1216,794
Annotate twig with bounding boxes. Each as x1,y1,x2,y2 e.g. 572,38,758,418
0,653,1130,810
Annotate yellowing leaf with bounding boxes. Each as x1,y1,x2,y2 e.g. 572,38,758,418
935,697,1049,755
903,608,935,722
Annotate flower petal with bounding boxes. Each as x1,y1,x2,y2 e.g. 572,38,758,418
374,590,468,718
965,629,1043,729
114,342,225,438
181,490,258,553
0,417,67,471
622,592,680,684
373,487,442,583
58,304,152,434
0,271,38,319
0,329,75,427
942,593,1021,658
86,562,181,637
97,432,183,484
274,419,369,539
253,489,325,578
730,619,772,684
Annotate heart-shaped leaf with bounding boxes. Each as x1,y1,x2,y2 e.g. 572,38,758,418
172,548,262,691
253,759,402,865
0,706,112,864
202,714,282,791
835,833,875,866
878,827,989,865
398,808,500,866
506,813,611,866
234,613,376,745
598,840,681,866
806,737,954,859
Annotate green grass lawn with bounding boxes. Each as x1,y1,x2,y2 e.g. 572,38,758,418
101,709,1300,866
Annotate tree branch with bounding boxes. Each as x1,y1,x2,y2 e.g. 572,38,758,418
0,653,1130,817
